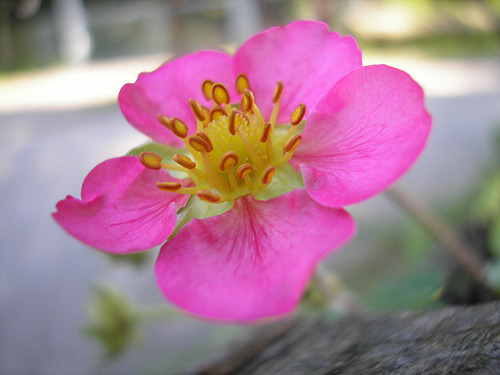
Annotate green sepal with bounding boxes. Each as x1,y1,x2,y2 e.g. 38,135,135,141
254,162,304,201
169,195,234,239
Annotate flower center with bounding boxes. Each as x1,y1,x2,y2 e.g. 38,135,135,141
140,74,305,204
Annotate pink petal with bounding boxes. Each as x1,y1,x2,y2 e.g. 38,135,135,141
233,20,362,123
53,156,188,254
118,51,236,147
155,189,355,322
293,65,432,207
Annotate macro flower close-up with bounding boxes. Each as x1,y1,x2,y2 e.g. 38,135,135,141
53,20,431,322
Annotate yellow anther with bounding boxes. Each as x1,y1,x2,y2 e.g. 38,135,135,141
260,122,272,143
197,190,221,203
212,83,231,105
157,114,171,129
290,103,306,126
236,73,250,94
241,89,254,112
218,151,239,171
195,131,213,152
189,99,206,122
202,79,214,101
188,133,212,153
272,81,284,104
228,110,248,135
236,163,254,180
139,152,163,170
156,181,182,191
283,134,302,153
261,165,276,185
173,154,196,169
169,118,189,138
209,106,228,122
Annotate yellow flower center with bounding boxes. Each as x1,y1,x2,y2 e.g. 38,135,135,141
139,74,305,204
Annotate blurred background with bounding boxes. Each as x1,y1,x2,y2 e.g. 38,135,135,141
1,0,499,374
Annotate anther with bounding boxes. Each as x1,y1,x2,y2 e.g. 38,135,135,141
197,190,221,203
261,165,276,185
272,81,284,104
202,79,214,101
139,152,162,170
260,122,272,143
189,99,206,122
157,114,171,129
209,106,228,122
290,103,306,126
188,134,212,153
283,134,302,153
241,89,254,112
228,110,246,135
236,74,250,94
173,154,196,169
170,118,189,138
212,83,231,105
194,131,213,152
218,151,239,171
236,163,254,180
156,181,182,191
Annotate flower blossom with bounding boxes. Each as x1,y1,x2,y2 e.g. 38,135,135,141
53,21,431,322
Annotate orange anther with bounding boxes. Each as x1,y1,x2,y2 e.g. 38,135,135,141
156,181,182,191
170,118,189,138
260,122,272,143
212,83,231,105
218,151,239,171
272,81,284,104
139,152,162,170
157,114,171,129
240,89,254,112
197,190,221,203
209,106,228,122
189,99,206,122
188,134,212,153
173,154,196,169
202,79,214,101
228,111,240,135
236,73,250,94
290,103,306,126
236,163,254,180
283,134,302,153
261,165,276,185
194,131,213,151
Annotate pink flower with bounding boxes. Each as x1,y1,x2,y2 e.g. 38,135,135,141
53,21,431,322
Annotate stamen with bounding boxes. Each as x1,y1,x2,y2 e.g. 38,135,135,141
237,128,264,170
209,106,228,122
272,81,283,104
170,118,189,138
195,131,213,152
236,163,254,180
260,122,272,143
290,103,306,126
202,79,214,101
197,190,221,203
228,110,248,135
173,154,196,169
189,99,206,122
261,165,276,185
241,89,254,112
139,152,162,170
283,134,302,153
218,151,239,171
157,114,171,129
156,181,182,191
188,133,212,153
236,74,250,94
212,83,231,106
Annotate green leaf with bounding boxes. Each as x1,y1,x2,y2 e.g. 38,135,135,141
254,162,304,201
